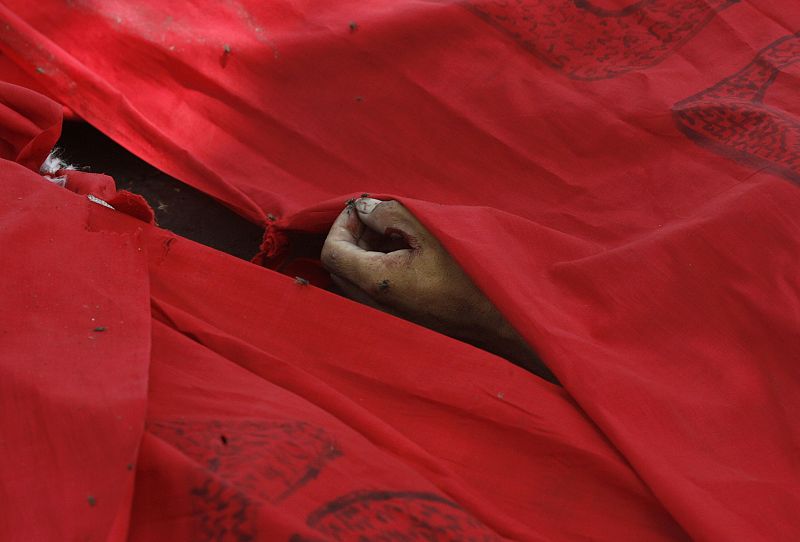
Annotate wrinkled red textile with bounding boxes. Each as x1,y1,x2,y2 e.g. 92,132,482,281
1,1,799,541
0,82,685,541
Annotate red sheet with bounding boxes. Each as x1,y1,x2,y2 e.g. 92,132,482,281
0,1,799,540
0,81,685,541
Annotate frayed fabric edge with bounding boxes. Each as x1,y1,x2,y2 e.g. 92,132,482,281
40,147,75,187
40,148,75,175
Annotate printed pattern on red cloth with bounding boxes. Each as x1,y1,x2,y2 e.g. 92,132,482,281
291,490,500,542
673,32,800,183
149,419,341,540
465,0,738,79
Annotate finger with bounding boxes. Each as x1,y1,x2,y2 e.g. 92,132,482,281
321,206,366,273
327,204,364,245
356,228,384,251
356,228,410,253
329,274,382,309
330,274,403,320
355,198,425,248
321,206,389,288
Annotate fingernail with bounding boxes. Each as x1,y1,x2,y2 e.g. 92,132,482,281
356,197,382,215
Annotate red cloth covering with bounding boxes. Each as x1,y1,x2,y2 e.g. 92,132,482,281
0,82,684,542
0,1,799,540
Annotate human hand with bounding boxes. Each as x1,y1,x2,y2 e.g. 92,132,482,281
320,197,557,382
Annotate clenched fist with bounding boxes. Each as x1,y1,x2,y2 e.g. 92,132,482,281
321,197,557,383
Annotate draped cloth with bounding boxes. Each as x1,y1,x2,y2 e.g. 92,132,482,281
0,1,798,540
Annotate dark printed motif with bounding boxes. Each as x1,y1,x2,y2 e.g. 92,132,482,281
465,0,738,79
673,33,800,183
291,490,501,542
149,419,341,542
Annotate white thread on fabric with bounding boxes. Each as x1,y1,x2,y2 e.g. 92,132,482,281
87,194,115,210
46,175,68,187
40,148,75,175
40,148,77,187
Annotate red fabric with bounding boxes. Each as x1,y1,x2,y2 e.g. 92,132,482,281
0,51,77,117
64,169,155,223
0,93,149,541
0,1,799,541
0,83,685,541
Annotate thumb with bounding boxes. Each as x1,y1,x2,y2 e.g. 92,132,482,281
355,198,424,246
